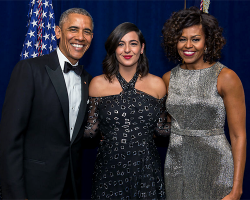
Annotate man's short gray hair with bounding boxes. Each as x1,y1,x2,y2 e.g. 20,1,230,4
59,8,94,30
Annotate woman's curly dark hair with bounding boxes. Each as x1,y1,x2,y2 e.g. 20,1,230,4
162,6,226,63
103,22,149,82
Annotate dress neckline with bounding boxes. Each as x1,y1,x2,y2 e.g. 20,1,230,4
179,62,219,71
89,72,165,101
116,72,139,92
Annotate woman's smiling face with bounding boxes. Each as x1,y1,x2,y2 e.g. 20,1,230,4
177,24,206,66
115,31,144,69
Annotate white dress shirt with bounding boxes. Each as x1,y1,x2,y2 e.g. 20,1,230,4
57,47,82,140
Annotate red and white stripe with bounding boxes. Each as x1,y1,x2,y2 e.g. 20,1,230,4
37,0,43,56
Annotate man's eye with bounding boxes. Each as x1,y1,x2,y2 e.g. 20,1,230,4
84,30,92,35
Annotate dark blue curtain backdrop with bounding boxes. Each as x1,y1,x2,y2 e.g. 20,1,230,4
0,0,249,199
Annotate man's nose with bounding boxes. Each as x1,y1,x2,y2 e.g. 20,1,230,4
76,31,86,41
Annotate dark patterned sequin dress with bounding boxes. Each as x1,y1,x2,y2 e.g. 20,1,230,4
85,73,169,200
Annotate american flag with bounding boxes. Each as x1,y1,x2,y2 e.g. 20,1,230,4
20,0,57,60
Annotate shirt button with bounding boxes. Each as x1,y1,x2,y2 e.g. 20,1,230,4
72,107,75,110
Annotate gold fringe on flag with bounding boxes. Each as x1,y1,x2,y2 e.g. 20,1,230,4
203,0,210,13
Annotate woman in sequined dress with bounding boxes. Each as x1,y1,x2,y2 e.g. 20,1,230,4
84,22,170,199
161,7,246,200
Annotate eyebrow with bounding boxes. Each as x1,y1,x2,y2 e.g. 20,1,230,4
68,26,92,32
180,35,201,38
83,28,92,32
119,40,139,43
68,26,79,30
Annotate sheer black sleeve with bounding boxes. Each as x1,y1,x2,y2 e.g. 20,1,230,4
155,95,171,137
84,96,101,138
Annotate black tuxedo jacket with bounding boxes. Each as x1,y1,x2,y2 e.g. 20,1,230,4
0,51,92,199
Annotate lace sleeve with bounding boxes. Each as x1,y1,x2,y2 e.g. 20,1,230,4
155,95,171,137
84,96,101,138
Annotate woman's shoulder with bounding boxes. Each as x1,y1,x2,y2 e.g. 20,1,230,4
145,73,167,98
219,67,241,84
147,73,165,82
162,71,171,93
90,74,107,83
162,71,171,82
218,65,243,96
144,73,165,87
162,64,180,85
89,74,109,97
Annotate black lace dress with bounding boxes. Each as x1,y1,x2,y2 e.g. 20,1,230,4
85,73,170,200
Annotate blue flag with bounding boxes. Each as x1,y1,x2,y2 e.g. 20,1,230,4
20,0,57,60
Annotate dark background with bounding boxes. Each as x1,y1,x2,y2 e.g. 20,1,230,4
0,0,249,199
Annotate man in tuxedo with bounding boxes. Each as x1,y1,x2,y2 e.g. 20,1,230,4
0,8,93,199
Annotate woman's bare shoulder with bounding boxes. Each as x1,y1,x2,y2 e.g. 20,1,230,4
146,73,167,98
89,74,109,97
162,71,171,87
218,67,243,97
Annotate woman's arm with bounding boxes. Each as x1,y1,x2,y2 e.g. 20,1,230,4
84,76,105,138
149,74,170,136
218,68,246,200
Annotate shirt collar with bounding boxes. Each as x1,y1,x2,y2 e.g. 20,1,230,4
56,47,79,72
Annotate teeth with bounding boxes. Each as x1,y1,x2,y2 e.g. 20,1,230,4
184,51,194,55
72,44,83,48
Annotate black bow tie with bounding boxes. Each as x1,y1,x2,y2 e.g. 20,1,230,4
63,62,83,76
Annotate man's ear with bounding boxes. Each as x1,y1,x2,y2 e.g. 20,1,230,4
55,26,61,40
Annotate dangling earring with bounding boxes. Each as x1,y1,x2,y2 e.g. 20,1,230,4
177,55,183,63
204,48,208,54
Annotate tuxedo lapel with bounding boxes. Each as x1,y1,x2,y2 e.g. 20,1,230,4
71,72,89,144
45,52,69,132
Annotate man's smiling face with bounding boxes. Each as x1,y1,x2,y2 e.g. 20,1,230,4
55,13,93,65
